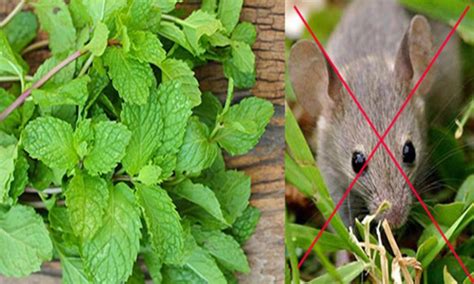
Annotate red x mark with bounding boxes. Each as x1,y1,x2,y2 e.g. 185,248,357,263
294,5,473,282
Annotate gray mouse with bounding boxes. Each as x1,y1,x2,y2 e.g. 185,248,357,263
288,0,462,228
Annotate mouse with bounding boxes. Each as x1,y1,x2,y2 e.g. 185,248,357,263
288,0,462,228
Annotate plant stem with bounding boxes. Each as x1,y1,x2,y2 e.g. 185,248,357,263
0,75,33,82
21,40,50,55
0,0,25,28
78,54,95,77
0,50,84,121
210,78,234,139
161,14,192,28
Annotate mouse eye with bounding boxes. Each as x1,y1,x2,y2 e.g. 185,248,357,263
352,151,367,174
402,140,416,164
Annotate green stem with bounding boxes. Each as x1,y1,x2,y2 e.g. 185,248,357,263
0,0,25,28
78,54,95,77
210,78,234,139
0,75,33,82
161,14,192,28
21,40,49,55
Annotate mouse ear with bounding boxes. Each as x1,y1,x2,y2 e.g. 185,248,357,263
288,40,340,118
394,15,434,95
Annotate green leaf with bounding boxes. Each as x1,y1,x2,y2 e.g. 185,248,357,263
136,165,161,185
121,88,163,175
287,223,349,253
83,120,131,175
126,263,145,284
0,205,53,277
308,261,366,284
2,11,38,52
456,175,474,208
417,204,474,267
215,97,273,155
65,171,109,241
433,202,465,226
231,22,257,45
182,10,223,55
156,0,179,13
223,41,256,88
227,205,261,244
204,170,250,224
0,144,16,203
103,46,155,105
136,184,184,264
54,241,89,284
192,227,249,273
85,21,109,56
83,183,141,283
176,117,219,173
0,90,21,135
129,30,166,66
193,91,223,129
23,116,78,171
161,58,201,107
217,0,243,33
34,0,76,56
0,31,24,86
9,152,29,203
400,0,474,45
171,179,226,224
32,76,90,109
32,56,75,89
143,248,163,283
184,246,227,284
158,21,194,53
162,265,206,284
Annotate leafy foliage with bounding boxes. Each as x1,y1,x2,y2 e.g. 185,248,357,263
0,0,273,282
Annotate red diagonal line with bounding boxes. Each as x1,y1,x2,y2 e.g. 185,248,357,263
294,5,473,281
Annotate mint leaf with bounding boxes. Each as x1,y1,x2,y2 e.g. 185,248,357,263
183,10,223,55
192,227,250,273
136,184,184,264
171,179,227,224
193,91,223,129
32,76,90,109
0,31,24,86
23,117,78,171
158,21,194,54
103,46,155,105
65,171,109,241
85,21,109,56
3,11,38,52
83,121,131,175
32,56,75,89
0,90,21,135
129,30,166,67
215,97,273,155
176,117,219,173
0,144,16,203
231,22,257,45
227,205,260,244
143,246,163,283
0,205,52,277
34,0,76,56
205,170,251,224
162,265,207,283
136,165,161,185
10,152,29,203
53,240,89,284
223,41,256,88
126,263,145,284
121,88,162,175
185,246,227,284
161,58,201,107
157,0,179,13
217,0,243,33
83,183,141,283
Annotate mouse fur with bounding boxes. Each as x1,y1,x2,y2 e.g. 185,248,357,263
288,0,461,228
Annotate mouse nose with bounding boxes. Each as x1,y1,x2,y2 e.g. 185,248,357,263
376,201,409,229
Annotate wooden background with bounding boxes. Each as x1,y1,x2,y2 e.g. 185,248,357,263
0,0,285,283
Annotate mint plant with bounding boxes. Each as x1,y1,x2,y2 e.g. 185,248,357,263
0,0,273,283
